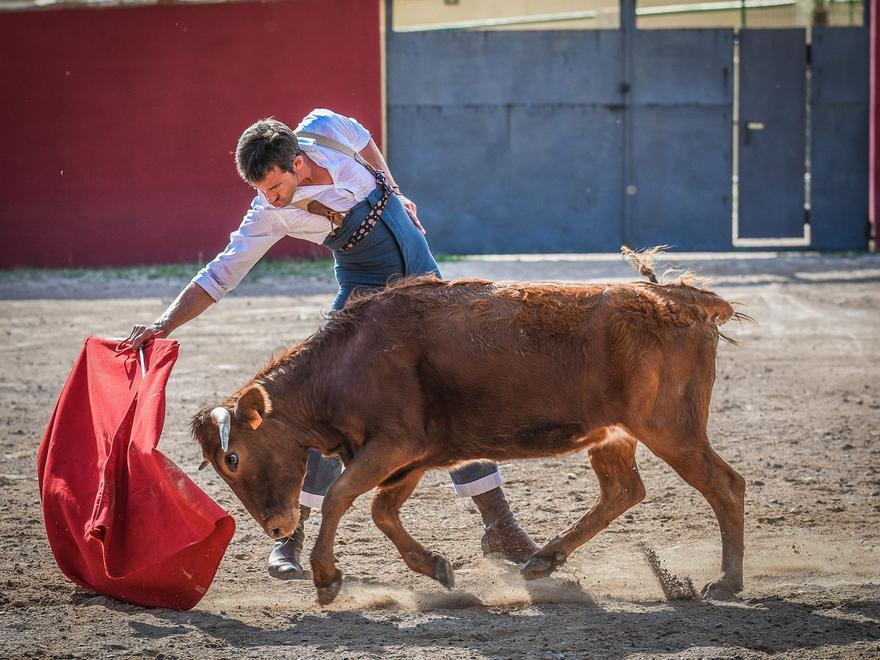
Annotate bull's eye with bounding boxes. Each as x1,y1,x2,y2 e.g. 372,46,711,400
225,452,239,470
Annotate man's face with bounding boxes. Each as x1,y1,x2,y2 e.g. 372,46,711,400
253,159,301,208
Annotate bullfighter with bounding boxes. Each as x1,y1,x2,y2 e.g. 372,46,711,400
125,108,537,580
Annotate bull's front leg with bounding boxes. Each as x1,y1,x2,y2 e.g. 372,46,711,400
310,440,417,605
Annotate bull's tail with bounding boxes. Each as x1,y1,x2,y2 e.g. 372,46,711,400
620,245,754,344
620,245,661,284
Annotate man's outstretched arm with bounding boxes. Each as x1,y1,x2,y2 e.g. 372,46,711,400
125,282,215,351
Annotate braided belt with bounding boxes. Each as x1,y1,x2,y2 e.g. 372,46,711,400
337,170,392,252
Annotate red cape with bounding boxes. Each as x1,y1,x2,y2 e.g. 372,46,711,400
37,337,234,610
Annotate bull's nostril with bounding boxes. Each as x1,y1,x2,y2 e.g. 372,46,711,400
271,528,282,539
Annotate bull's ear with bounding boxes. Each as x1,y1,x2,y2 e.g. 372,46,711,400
235,384,273,431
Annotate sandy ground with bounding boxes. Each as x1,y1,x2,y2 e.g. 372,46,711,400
1,252,879,659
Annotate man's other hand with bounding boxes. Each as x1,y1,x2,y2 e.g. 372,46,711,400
124,321,166,352
398,195,425,235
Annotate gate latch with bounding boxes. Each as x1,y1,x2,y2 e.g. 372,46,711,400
744,121,766,145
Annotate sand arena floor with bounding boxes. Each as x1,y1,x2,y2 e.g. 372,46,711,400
1,252,878,659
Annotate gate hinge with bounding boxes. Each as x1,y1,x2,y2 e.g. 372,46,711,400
804,207,812,225
805,43,812,65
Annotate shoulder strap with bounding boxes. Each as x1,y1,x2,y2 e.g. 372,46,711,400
295,130,377,174
291,130,380,225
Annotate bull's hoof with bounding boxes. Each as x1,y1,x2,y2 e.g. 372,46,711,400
520,552,565,581
701,578,742,601
434,556,455,590
315,572,343,606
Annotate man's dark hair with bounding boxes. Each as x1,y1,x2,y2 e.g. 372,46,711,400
235,118,302,184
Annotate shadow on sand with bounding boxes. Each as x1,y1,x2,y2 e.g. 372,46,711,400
75,573,880,658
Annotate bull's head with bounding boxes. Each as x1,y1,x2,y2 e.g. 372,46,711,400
192,383,309,540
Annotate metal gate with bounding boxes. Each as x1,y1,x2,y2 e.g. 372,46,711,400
626,29,734,250
386,10,869,253
736,29,809,245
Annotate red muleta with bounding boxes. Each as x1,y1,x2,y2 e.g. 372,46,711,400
37,337,234,610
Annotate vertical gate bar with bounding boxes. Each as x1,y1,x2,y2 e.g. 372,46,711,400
621,0,636,248
871,0,879,248
732,32,741,243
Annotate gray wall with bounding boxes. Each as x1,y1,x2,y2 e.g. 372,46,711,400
810,27,870,250
387,25,868,253
388,31,626,253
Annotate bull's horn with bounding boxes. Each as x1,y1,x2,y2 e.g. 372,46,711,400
211,407,232,453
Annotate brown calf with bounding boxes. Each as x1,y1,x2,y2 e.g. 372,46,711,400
193,269,747,605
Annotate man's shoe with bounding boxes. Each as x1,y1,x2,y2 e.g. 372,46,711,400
472,487,539,564
267,506,310,580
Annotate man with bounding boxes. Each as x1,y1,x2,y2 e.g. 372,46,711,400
126,108,537,579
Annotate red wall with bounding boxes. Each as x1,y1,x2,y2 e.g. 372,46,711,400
0,0,382,268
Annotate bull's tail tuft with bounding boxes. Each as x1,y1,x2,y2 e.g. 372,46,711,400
621,245,668,284
718,308,757,345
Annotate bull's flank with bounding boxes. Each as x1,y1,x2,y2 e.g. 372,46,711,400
192,272,746,606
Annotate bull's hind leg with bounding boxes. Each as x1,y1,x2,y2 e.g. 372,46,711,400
371,469,455,589
522,431,646,580
639,429,745,600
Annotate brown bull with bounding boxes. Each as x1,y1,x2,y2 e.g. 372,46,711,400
193,268,747,605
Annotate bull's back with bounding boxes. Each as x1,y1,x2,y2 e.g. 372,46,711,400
410,283,623,455
331,278,730,459
407,280,728,457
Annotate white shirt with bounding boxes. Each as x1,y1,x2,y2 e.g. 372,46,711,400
192,109,373,301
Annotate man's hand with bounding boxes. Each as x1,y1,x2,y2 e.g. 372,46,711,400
124,320,167,352
119,282,215,353
398,194,426,235
357,139,427,236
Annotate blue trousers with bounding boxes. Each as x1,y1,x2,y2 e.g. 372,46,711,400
298,189,502,508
